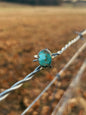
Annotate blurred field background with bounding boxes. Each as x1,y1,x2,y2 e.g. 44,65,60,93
0,1,86,115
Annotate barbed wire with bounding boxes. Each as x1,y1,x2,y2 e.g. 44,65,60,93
21,42,86,115
48,37,86,114
52,59,86,115
0,65,42,101
52,30,86,58
0,30,86,102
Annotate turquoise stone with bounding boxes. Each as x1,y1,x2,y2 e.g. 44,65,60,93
38,49,52,67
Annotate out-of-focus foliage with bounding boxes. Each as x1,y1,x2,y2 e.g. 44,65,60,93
0,0,63,5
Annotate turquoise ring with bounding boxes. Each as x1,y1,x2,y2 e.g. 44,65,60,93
38,49,52,67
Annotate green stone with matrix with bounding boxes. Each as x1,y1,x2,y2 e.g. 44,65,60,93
38,49,52,67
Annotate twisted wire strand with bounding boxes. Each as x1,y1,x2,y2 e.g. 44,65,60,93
0,30,86,102
21,42,86,115
0,65,42,101
52,59,86,115
52,30,86,57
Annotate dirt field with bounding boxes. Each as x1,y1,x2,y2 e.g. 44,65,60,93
0,2,86,115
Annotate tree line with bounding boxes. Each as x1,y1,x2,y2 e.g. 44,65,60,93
0,0,63,5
